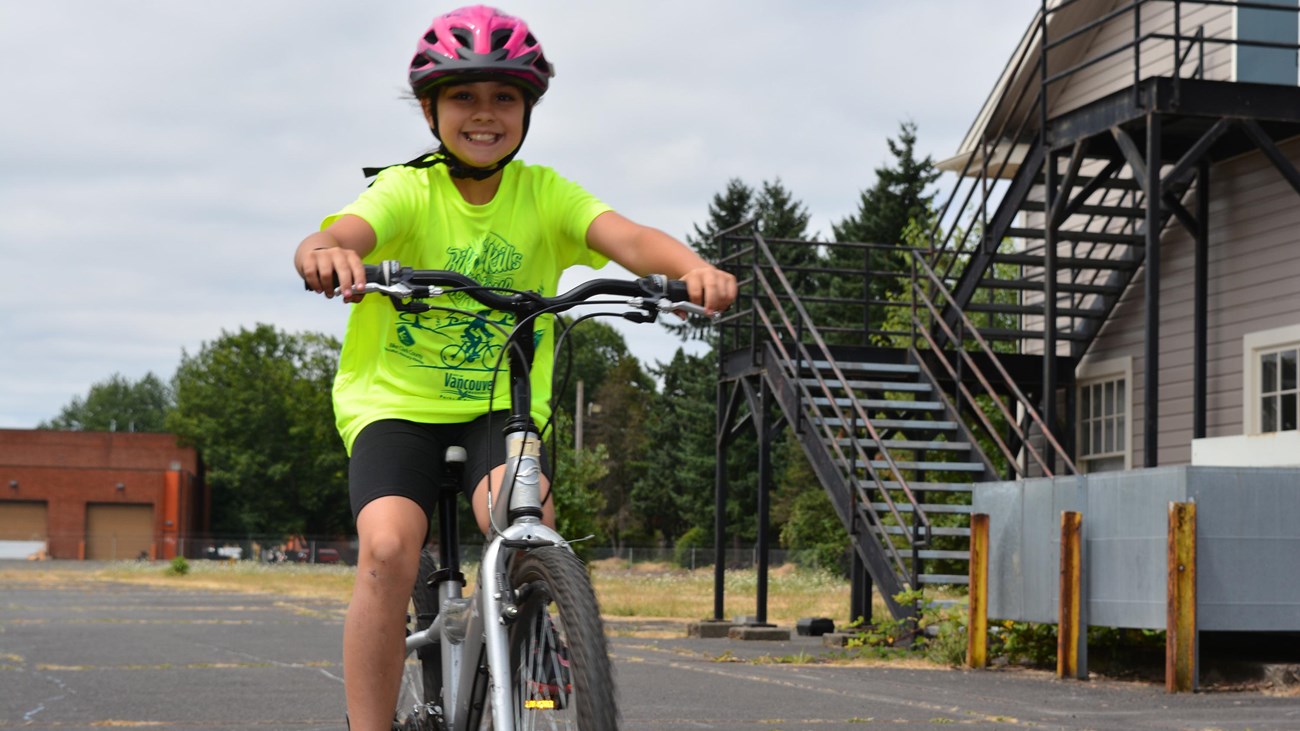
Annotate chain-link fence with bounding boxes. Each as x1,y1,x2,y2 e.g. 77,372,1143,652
5,533,826,571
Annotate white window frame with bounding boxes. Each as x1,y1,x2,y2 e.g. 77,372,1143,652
1075,356,1133,473
1242,324,1300,435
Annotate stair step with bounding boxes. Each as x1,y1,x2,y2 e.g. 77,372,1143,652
1006,227,1143,246
974,327,1093,342
811,397,943,411
1020,200,1144,218
859,460,986,473
870,502,974,514
964,302,1101,318
828,438,971,452
916,550,971,560
866,481,975,492
1033,174,1142,191
797,360,919,376
798,378,931,393
977,278,1124,295
993,252,1141,270
919,574,971,585
823,418,958,430
880,525,971,537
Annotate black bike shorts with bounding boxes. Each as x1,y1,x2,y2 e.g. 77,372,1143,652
347,413,553,522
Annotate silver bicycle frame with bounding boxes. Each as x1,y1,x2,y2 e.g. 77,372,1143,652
401,432,568,731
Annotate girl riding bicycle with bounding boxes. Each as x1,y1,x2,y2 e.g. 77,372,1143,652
293,6,736,729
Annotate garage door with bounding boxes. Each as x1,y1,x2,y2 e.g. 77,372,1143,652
85,504,154,560
0,501,48,540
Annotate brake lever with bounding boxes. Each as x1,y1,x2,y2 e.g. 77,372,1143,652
626,297,721,321
331,282,444,299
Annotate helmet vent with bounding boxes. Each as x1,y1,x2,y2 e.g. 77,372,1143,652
450,28,474,48
423,30,440,45
490,28,512,51
524,33,537,47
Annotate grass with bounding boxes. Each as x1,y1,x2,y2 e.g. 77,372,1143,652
1,557,880,629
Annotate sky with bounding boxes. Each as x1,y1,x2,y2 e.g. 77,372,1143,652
0,1,1039,429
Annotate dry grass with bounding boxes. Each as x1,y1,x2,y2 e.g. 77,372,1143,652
588,559,872,627
1,557,878,627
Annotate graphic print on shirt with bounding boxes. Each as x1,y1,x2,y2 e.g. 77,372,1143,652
384,232,545,403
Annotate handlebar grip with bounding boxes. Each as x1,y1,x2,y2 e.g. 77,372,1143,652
666,279,689,302
302,263,389,292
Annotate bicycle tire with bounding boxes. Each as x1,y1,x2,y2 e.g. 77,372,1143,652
486,546,619,730
395,547,443,730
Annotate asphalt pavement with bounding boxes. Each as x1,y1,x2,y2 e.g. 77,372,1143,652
2,561,1298,730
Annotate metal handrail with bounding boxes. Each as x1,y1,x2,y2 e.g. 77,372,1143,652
719,228,934,582
909,251,1079,476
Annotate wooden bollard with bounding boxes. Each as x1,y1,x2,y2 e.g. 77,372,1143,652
1057,511,1084,680
966,513,989,669
1167,501,1197,693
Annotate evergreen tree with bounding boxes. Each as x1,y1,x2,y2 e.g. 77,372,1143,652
686,178,757,263
40,372,173,432
671,179,758,342
584,357,655,549
632,349,716,544
757,178,816,286
827,120,940,344
832,120,939,247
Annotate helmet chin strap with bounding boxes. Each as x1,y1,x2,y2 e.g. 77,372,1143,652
429,103,533,181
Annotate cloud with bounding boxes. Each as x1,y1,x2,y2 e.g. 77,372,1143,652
0,0,1038,427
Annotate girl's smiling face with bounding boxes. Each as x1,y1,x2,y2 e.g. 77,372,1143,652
426,81,527,170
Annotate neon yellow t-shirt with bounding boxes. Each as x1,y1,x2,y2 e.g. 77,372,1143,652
323,159,612,454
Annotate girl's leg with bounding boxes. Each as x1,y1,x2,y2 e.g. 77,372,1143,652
344,495,429,731
471,465,554,535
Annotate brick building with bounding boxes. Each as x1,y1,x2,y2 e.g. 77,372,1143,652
0,430,205,560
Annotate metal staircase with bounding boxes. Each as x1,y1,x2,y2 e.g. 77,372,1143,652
716,228,1072,620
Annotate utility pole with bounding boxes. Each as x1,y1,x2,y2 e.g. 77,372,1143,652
575,379,584,453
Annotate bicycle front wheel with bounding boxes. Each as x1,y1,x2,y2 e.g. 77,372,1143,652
395,547,442,730
495,546,618,730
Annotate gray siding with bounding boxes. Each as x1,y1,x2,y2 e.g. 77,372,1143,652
1049,2,1234,117
1080,136,1300,467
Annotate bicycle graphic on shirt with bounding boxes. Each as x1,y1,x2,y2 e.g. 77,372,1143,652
399,311,517,370
439,317,502,367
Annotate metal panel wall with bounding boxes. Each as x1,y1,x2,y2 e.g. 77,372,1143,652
975,466,1300,631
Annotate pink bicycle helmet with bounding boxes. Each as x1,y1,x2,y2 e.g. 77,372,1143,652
409,5,554,99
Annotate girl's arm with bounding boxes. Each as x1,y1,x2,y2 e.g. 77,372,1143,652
586,211,737,314
294,214,377,301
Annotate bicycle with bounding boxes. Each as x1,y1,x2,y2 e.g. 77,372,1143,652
337,260,710,730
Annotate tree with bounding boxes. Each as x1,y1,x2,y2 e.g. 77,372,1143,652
827,120,940,342
584,356,654,549
832,120,939,247
686,178,758,264
631,349,716,545
551,318,635,417
548,410,609,557
670,178,759,342
39,372,173,432
167,324,349,537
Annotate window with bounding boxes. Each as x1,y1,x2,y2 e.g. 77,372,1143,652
1259,347,1299,432
1243,324,1300,434
1234,1,1299,86
1076,357,1132,473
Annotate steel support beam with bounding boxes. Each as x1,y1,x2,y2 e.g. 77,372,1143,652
1144,112,1162,467
1042,149,1059,473
1194,162,1209,440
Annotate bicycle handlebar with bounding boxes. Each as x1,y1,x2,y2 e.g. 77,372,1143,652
329,260,715,321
